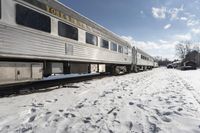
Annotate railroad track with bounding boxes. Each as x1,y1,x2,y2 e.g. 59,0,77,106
0,73,109,97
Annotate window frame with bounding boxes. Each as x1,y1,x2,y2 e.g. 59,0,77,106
118,45,123,53
110,42,118,52
15,4,51,33
100,39,109,49
86,32,98,46
58,21,78,41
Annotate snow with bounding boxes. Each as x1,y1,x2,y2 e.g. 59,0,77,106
0,68,200,133
43,73,100,81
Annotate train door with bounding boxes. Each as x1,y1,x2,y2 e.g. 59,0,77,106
90,64,98,73
31,63,43,79
0,62,16,84
16,63,31,81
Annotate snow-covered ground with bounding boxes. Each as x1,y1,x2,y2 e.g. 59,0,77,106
0,68,200,133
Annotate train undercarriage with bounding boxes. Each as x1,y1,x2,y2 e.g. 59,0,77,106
0,59,154,85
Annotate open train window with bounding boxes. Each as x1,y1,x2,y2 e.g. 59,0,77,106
58,21,78,41
86,32,97,45
16,4,51,33
110,42,117,51
101,39,109,49
118,45,123,53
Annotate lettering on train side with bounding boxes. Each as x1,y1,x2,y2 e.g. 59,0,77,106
46,5,89,30
21,0,92,31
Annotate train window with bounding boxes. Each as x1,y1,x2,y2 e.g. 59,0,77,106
101,39,109,49
118,45,123,53
16,4,51,33
141,55,149,60
86,32,97,45
110,42,117,51
58,21,78,41
141,55,145,60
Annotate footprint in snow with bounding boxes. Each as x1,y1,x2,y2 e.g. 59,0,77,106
129,102,134,105
136,104,145,110
157,97,163,101
117,96,122,99
147,117,161,133
0,125,10,132
52,114,63,122
18,126,33,133
154,109,172,123
108,129,114,133
163,111,172,116
31,103,44,108
173,111,182,116
113,112,117,118
30,108,36,113
54,99,58,102
161,116,171,123
165,100,171,104
63,113,76,118
83,117,91,123
45,100,52,103
93,100,98,105
46,112,51,115
149,122,161,133
75,103,84,109
28,115,36,123
58,109,64,112
178,108,183,111
125,121,133,130
171,96,177,99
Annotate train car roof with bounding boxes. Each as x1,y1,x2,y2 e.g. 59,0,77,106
136,47,154,59
22,0,131,47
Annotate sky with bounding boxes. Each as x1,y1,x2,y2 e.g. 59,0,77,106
58,0,200,60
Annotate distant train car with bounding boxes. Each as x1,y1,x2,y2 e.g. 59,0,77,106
0,0,155,85
132,48,155,72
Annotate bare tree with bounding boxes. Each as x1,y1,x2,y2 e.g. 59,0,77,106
175,41,200,67
175,41,192,59
154,56,171,66
193,45,200,52
176,43,186,59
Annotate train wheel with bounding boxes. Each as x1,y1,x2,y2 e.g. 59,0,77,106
112,66,127,75
115,66,121,75
134,66,138,73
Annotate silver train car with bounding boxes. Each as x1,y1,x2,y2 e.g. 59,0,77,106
0,0,156,85
133,48,155,72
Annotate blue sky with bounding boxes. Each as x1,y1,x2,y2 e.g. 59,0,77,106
59,0,200,60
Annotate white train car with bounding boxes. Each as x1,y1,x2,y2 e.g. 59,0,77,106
0,0,156,85
133,48,155,72
0,0,133,84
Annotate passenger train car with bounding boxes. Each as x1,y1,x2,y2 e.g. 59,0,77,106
0,0,156,85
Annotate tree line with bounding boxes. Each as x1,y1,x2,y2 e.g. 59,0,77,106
154,41,200,67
